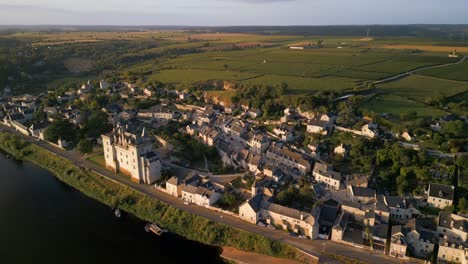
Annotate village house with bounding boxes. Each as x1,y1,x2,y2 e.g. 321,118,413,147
347,185,376,204
266,144,311,177
362,123,379,138
185,123,198,136
331,212,349,243
404,218,436,258
372,223,389,253
438,239,467,264
312,163,342,190
341,200,366,221
318,200,340,239
28,121,49,140
223,118,248,139
182,185,222,207
272,125,294,142
428,183,455,209
102,124,162,184
166,176,185,197
239,194,319,239
389,225,408,259
247,108,262,119
247,133,270,155
437,212,468,245
137,106,179,120
383,196,419,221
247,155,262,175
345,174,368,188
198,126,220,146
334,144,349,157
401,131,413,141
306,114,334,135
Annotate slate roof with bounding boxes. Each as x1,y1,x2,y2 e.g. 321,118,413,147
351,186,376,198
428,183,454,201
384,196,416,209
167,176,183,186
373,223,389,239
438,211,452,228
319,205,340,227
313,163,342,180
419,229,435,243
333,212,349,231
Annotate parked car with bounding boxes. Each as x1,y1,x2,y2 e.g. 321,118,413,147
298,234,308,239
257,221,266,227
288,232,298,237
267,224,276,230
183,201,189,205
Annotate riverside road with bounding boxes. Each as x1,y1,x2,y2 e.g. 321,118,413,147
1,124,417,264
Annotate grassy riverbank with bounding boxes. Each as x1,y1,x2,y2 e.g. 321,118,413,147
0,132,303,262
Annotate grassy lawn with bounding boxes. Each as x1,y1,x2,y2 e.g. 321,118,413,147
87,153,106,167
361,94,448,118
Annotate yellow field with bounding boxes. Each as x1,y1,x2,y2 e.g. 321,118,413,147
380,45,468,52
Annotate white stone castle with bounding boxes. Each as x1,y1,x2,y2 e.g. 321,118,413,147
102,123,162,184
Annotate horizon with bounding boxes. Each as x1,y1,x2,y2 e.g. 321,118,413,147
1,0,468,26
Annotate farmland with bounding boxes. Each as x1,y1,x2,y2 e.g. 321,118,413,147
2,28,468,114
376,75,468,101
361,94,448,118
418,60,468,81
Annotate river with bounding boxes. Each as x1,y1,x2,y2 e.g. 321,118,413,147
0,153,225,264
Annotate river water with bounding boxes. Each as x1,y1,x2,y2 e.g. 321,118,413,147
0,153,224,264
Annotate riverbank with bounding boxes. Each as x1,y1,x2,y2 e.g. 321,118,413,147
0,132,307,263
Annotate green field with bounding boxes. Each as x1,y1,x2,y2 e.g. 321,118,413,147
418,60,468,81
377,75,468,100
361,94,448,118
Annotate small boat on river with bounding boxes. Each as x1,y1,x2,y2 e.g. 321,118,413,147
145,223,167,236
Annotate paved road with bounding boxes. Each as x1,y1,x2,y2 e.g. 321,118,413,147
373,55,466,85
2,124,411,264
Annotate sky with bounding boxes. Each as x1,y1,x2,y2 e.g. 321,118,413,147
0,0,467,26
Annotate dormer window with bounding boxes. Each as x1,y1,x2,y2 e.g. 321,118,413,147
439,191,444,197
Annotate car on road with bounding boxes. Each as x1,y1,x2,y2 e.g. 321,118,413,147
288,232,298,237
183,201,189,205
267,224,275,230
298,234,308,239
257,221,266,227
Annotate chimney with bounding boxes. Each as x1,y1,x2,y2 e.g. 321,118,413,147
300,214,304,221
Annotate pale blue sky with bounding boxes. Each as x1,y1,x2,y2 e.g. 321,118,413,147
0,0,467,25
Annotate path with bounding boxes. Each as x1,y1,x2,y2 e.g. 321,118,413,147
1,124,411,264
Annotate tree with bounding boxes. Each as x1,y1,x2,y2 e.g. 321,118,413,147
44,119,76,143
442,120,467,138
84,111,112,139
456,156,468,169
77,139,93,154
459,198,468,213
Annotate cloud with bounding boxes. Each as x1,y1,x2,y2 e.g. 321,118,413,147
228,0,296,3
0,4,76,14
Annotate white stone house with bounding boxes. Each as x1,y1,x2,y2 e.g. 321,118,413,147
182,185,221,207
312,163,341,190
239,194,319,239
166,177,184,197
428,183,455,209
